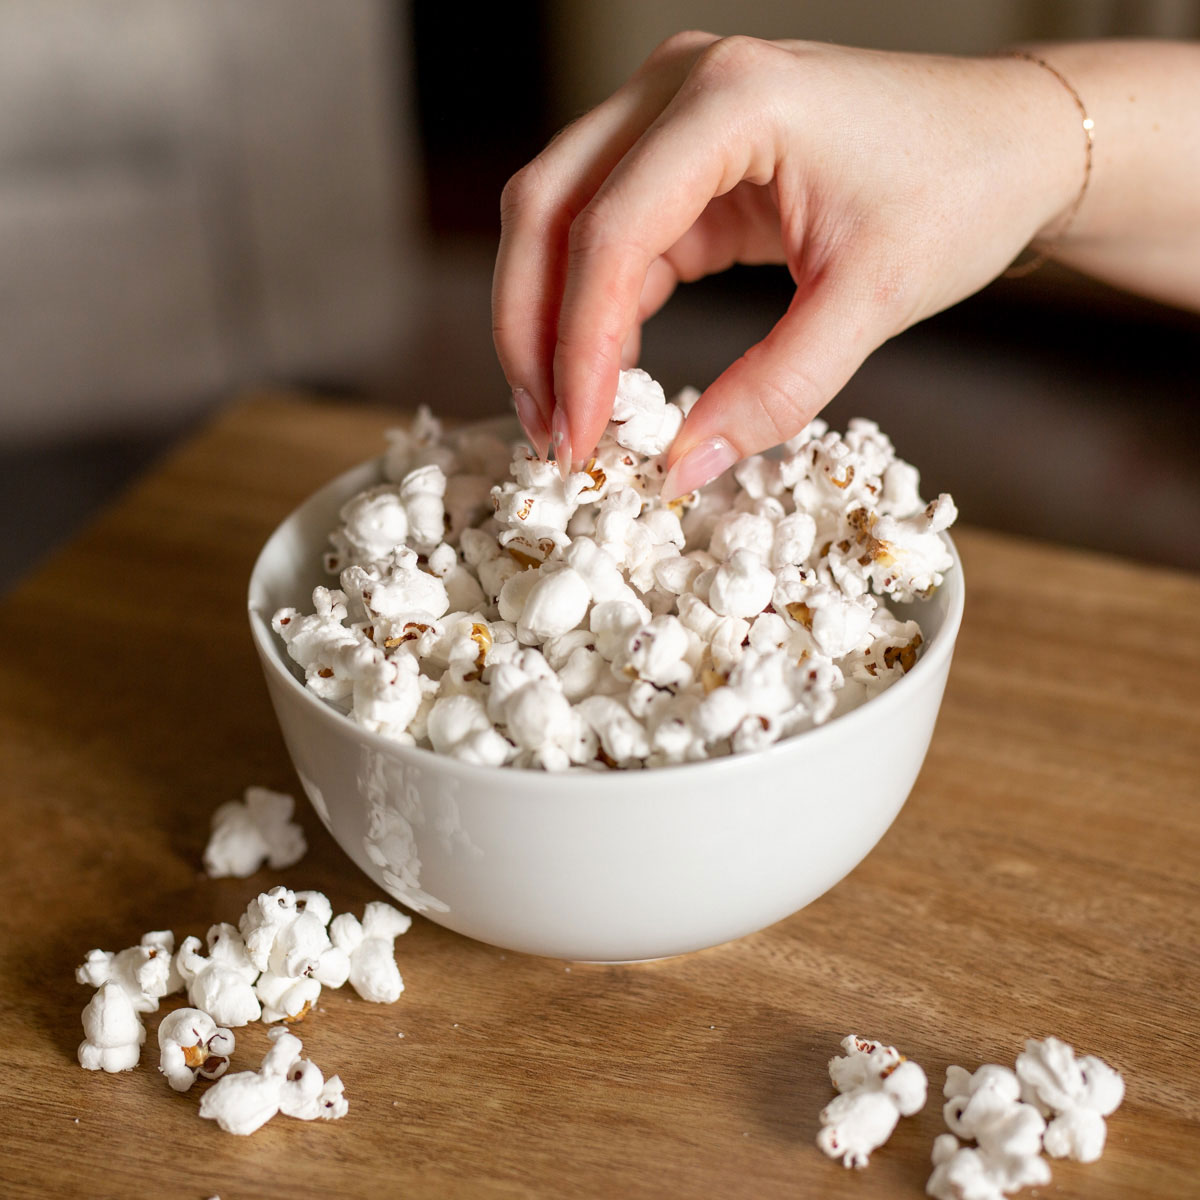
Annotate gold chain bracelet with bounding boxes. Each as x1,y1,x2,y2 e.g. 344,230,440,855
1003,50,1095,278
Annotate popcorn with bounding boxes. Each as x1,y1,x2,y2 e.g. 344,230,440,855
397,464,449,554
198,1028,347,1136
78,981,146,1073
927,1039,1123,1197
614,615,693,689
244,889,350,1023
75,877,413,1141
328,488,413,569
707,549,775,619
176,923,262,1027
272,588,359,701
157,1008,235,1092
76,930,182,1016
346,645,426,737
929,1064,1050,1198
203,787,307,878
610,367,683,456
577,695,650,767
329,902,412,1003
275,370,958,770
816,1034,927,1168
1015,1037,1124,1163
382,405,454,481
516,565,591,644
493,446,576,529
927,1133,1044,1200
426,693,513,766
75,931,183,1070
343,549,449,623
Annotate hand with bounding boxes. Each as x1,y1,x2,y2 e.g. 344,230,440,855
492,34,1082,494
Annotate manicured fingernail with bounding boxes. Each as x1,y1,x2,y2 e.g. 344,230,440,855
551,406,573,482
662,436,738,500
513,389,550,458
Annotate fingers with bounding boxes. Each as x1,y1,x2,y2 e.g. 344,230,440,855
493,32,718,454
550,54,786,463
661,277,887,500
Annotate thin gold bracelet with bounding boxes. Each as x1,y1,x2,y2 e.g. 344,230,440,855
1003,50,1095,278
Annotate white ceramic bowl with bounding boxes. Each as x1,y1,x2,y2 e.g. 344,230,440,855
248,451,964,962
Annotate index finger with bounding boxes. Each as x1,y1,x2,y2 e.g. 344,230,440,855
550,37,784,463
492,32,718,452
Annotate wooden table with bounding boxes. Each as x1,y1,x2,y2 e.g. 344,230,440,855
2,394,1197,1200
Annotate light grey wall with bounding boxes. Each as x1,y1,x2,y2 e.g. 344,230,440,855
0,0,422,444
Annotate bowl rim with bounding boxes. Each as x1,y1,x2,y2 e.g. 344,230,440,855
248,452,964,791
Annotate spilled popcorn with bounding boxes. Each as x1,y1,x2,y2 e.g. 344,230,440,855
813,1033,1124,1192
158,1008,235,1092
817,1034,928,1167
76,931,181,1073
926,1039,1124,1198
274,369,958,769
199,1027,347,1136
75,888,411,1135
203,787,307,879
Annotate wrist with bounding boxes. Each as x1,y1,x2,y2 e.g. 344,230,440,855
986,50,1094,247
1002,51,1095,271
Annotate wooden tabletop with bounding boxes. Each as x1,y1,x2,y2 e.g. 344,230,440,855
2,393,1197,1200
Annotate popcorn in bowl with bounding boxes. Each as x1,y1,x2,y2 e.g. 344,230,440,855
273,369,957,772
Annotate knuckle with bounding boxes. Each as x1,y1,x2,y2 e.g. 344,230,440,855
499,158,550,227
690,34,773,83
645,29,718,68
566,201,619,260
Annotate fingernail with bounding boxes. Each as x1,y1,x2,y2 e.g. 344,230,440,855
551,406,573,482
512,389,550,458
662,436,738,500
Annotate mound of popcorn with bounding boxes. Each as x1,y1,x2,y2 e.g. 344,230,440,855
274,369,958,770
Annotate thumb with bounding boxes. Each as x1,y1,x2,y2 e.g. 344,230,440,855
661,282,884,499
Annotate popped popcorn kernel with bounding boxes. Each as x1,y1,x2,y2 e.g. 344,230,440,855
198,1028,348,1136
1015,1036,1124,1163
330,902,412,1004
203,787,307,879
158,1008,235,1092
929,1062,1051,1199
817,1034,927,1168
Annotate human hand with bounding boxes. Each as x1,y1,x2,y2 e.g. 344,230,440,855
492,34,1082,495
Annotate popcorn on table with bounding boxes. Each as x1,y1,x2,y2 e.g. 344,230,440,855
158,1008,235,1092
78,981,147,1074
330,901,413,1004
203,787,307,879
816,1034,928,1168
76,931,184,1071
198,1028,347,1136
274,369,958,770
929,1063,1051,1199
1015,1036,1124,1163
927,1041,1124,1198
176,923,263,1028
241,887,351,1023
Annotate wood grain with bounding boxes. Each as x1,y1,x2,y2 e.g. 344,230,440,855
1,393,1197,1200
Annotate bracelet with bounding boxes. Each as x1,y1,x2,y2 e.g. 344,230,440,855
1003,50,1095,278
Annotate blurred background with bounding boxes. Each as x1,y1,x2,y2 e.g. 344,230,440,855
2,0,1198,593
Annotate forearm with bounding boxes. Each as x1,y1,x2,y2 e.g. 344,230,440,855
1019,40,1200,310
